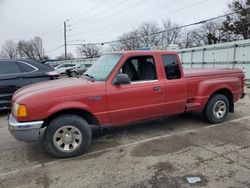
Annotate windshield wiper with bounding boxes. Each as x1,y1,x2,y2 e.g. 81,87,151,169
83,73,95,81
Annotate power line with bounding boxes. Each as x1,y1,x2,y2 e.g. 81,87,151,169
41,1,114,45
68,12,236,46
42,0,105,38
67,0,112,21
43,31,63,43
44,35,63,45
68,0,206,39
43,0,121,43
67,39,86,43
41,23,63,38
45,44,64,53
69,0,130,26
70,0,148,31
64,21,67,59
77,0,178,31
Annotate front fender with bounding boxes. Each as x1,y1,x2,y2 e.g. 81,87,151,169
46,101,92,118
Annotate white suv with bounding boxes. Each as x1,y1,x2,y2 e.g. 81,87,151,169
55,63,77,74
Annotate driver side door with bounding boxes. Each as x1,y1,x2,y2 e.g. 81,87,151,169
106,55,165,126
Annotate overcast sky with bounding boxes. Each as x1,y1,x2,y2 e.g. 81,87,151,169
0,0,231,58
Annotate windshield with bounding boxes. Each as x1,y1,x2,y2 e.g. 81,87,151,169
84,54,122,81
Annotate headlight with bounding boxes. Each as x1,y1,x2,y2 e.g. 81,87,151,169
13,102,28,117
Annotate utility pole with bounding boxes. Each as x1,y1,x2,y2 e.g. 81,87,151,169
64,21,67,59
186,32,190,48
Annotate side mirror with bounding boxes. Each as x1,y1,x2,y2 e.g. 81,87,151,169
113,74,131,85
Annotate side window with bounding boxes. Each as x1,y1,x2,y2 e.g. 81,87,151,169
67,64,75,67
17,62,36,72
0,61,21,74
120,56,157,81
58,64,65,68
162,55,181,80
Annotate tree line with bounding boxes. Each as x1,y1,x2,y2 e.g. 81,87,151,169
0,37,46,61
111,0,250,51
1,0,249,60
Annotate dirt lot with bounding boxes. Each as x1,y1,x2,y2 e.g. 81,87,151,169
0,91,250,188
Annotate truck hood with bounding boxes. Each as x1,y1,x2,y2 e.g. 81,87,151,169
13,78,106,102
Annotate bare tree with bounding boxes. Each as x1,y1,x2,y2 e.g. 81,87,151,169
32,37,45,60
18,36,45,60
111,30,142,51
137,22,161,47
160,20,182,47
111,22,162,51
184,21,224,47
77,44,102,58
0,39,18,59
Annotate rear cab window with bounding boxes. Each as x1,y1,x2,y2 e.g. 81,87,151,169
161,54,182,80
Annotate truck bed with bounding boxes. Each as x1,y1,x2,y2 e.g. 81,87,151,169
182,68,245,112
184,68,243,78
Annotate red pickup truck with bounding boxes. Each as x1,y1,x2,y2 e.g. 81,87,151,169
8,51,246,158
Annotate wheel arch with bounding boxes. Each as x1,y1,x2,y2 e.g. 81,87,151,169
42,108,100,128
206,88,234,113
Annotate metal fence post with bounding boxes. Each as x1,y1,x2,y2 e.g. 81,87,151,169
191,50,193,68
202,48,205,68
232,44,238,68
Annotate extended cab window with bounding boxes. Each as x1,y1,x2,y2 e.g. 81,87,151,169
162,55,181,80
0,61,21,74
120,56,157,81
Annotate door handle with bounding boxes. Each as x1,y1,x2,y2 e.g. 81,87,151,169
153,86,161,92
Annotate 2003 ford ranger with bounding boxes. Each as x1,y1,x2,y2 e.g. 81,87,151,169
8,51,246,158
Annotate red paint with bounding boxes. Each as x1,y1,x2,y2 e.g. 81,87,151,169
12,51,245,126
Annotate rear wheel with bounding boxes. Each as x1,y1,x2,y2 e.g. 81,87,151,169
203,94,229,124
43,115,92,158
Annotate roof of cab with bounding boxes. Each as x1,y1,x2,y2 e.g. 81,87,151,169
109,50,178,56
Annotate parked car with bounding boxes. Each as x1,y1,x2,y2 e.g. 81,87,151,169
0,59,59,110
54,63,77,74
8,51,246,158
66,63,92,77
45,62,60,68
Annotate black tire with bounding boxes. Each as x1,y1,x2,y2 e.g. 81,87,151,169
70,71,77,77
43,115,92,158
65,70,70,77
203,94,229,124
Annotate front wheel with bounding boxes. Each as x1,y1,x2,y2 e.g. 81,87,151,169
43,115,92,158
203,94,229,124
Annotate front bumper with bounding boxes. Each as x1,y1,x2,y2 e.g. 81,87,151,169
8,114,44,142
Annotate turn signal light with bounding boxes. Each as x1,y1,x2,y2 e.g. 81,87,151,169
17,105,28,117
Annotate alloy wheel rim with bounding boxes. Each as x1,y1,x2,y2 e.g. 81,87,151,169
213,100,226,119
53,125,82,153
